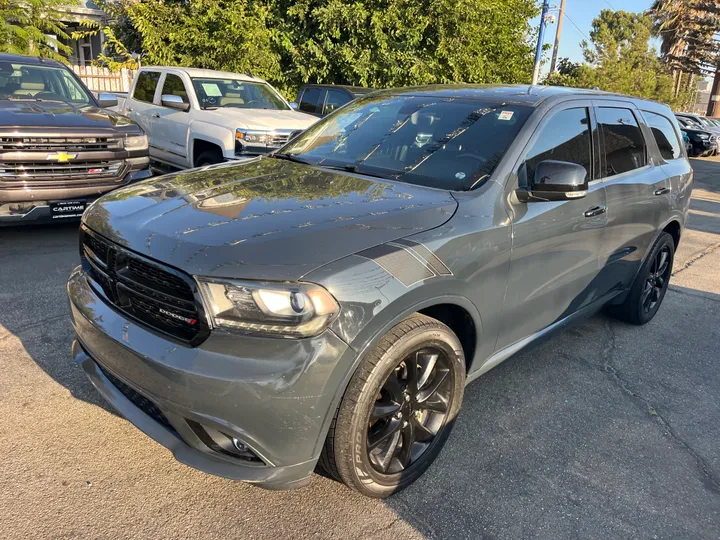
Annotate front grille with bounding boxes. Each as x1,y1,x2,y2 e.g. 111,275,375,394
0,160,124,182
98,363,175,432
81,227,207,344
0,136,120,152
268,134,291,147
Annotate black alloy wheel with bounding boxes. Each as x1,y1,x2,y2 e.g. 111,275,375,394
642,245,671,314
367,347,452,474
320,313,465,498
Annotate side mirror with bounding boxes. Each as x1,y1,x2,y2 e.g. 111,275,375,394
97,93,118,108
161,94,190,112
516,160,588,202
289,102,298,110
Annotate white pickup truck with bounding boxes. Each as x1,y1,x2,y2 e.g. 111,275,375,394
117,66,318,169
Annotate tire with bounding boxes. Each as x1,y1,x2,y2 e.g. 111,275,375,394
320,313,465,498
194,149,223,167
606,232,674,325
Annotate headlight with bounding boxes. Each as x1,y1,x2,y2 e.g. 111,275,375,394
698,133,710,140
124,134,148,151
196,278,339,338
236,129,271,146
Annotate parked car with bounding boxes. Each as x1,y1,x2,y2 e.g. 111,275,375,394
679,124,716,157
0,54,150,225
68,85,692,498
675,114,720,155
293,84,374,117
117,67,318,169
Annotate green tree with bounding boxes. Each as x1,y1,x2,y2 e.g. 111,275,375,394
0,0,71,60
115,0,540,95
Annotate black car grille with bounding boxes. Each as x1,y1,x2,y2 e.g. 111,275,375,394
98,364,175,433
80,227,208,345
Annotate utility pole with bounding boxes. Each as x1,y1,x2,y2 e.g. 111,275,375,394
532,0,551,85
707,65,720,118
549,0,566,74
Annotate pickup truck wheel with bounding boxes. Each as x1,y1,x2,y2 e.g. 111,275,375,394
320,314,465,498
606,232,674,325
195,149,223,167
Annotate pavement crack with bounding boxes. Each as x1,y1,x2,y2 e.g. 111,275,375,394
672,240,720,276
597,320,720,496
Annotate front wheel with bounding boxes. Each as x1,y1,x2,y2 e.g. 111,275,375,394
320,314,465,498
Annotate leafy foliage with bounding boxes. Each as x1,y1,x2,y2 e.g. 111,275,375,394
115,0,540,95
0,0,71,61
544,10,694,109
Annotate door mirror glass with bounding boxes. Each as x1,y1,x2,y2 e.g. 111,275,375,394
97,93,118,108
161,94,190,112
289,102,298,110
516,160,588,202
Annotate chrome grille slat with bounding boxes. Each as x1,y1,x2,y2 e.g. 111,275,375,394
0,161,124,182
0,136,120,152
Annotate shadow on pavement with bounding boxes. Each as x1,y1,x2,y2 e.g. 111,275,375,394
0,221,119,416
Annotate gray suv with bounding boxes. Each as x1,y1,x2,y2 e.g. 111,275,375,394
67,85,693,498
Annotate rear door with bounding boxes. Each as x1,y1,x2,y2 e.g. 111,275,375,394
498,101,608,349
125,70,162,153
152,72,192,168
593,101,671,296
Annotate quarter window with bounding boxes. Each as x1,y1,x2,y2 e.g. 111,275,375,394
597,107,647,177
643,111,682,160
160,73,189,104
132,71,161,103
522,107,592,186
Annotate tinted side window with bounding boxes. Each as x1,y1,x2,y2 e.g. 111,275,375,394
643,111,682,160
523,107,592,185
597,107,647,177
161,73,189,104
133,71,161,103
324,89,351,115
299,87,322,113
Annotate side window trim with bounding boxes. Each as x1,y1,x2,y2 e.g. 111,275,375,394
131,70,161,104
160,72,190,108
640,109,684,162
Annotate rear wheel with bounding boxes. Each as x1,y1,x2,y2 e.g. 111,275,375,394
607,232,674,325
320,314,465,498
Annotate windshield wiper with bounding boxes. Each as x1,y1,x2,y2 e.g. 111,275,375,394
318,162,391,180
271,153,314,165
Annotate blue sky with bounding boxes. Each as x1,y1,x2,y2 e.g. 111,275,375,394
533,0,656,71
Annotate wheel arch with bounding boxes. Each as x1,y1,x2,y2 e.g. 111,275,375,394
312,295,482,460
192,138,224,166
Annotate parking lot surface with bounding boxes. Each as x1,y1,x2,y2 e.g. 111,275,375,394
1,158,719,539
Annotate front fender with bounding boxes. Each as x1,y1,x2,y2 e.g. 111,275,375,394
190,120,235,158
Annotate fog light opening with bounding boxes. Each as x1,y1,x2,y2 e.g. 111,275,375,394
186,419,264,464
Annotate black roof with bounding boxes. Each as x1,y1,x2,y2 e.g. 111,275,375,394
299,83,374,94
0,53,64,67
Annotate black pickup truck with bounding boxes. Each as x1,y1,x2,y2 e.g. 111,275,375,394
0,54,150,225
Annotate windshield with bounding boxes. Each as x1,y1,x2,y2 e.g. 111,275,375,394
278,94,533,190
0,61,94,105
191,78,289,110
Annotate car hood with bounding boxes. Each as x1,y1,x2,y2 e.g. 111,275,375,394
0,99,139,129
204,108,318,131
83,158,458,281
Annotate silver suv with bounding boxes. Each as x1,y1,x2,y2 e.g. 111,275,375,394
68,85,693,498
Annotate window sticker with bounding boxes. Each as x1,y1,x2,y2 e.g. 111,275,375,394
201,83,222,97
498,110,514,121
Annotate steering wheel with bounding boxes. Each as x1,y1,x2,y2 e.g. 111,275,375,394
34,92,64,101
204,96,217,105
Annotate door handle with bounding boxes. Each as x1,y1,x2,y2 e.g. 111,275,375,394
654,187,670,196
584,205,606,218
151,113,160,118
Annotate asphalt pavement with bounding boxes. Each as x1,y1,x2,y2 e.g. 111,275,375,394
1,158,719,539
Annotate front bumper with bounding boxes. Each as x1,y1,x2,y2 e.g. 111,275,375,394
67,266,352,489
0,162,151,225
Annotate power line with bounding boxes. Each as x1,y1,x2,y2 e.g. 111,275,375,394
603,0,616,10
556,5,590,43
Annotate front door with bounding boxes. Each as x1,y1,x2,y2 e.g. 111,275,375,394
497,102,608,350
152,72,192,168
